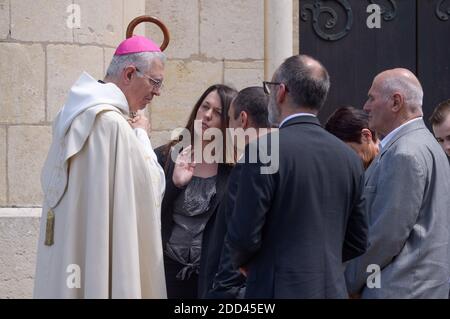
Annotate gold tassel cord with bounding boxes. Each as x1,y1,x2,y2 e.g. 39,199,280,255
45,209,55,246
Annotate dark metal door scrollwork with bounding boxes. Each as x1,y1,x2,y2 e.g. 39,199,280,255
300,0,353,41
436,0,450,21
300,0,398,41
368,0,397,21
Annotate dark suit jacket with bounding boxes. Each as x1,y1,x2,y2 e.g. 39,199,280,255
155,144,232,298
226,115,368,298
206,164,247,299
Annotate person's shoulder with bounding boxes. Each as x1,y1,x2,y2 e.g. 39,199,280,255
390,131,448,171
96,109,126,124
86,110,135,144
389,128,432,155
154,143,169,155
93,110,130,131
154,142,174,167
154,143,172,158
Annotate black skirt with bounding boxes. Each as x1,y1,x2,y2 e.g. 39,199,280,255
164,255,199,299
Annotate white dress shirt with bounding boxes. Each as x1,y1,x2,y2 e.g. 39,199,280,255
279,113,317,128
380,117,423,150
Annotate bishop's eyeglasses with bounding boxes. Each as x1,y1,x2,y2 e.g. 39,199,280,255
135,67,164,90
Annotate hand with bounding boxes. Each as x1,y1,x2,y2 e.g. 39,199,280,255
128,113,150,132
172,146,196,188
239,266,248,277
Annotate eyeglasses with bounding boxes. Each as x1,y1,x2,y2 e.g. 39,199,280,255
135,67,164,90
263,81,289,95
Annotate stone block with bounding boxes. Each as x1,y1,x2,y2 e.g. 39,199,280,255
47,44,104,121
0,43,45,124
145,0,199,59
0,216,40,298
8,126,52,206
0,126,6,206
11,0,73,42
200,0,263,59
0,0,9,39
74,0,123,47
150,60,223,131
224,61,264,90
124,0,146,36
104,47,116,76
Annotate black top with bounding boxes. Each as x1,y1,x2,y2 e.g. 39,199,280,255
165,175,217,280
155,144,232,298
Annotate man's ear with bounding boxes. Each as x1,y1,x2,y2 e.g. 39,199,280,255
361,128,373,144
276,83,288,105
391,92,404,112
122,66,136,84
240,111,248,129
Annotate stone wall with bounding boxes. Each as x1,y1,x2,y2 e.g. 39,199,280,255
0,0,299,298
146,0,299,148
0,208,40,298
0,0,146,298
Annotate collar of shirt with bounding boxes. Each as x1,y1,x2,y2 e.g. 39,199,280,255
279,113,317,128
380,117,423,150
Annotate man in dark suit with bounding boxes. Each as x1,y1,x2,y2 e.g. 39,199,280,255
225,55,368,298
203,87,270,299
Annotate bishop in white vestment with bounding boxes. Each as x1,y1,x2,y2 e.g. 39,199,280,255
34,36,167,298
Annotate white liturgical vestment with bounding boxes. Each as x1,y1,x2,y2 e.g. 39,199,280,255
34,72,167,298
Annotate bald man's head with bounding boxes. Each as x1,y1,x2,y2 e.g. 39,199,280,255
273,54,330,111
375,68,423,112
363,68,423,136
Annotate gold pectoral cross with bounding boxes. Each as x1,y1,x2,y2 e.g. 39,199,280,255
45,209,55,246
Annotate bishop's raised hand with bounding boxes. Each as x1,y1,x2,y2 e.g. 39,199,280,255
129,113,151,132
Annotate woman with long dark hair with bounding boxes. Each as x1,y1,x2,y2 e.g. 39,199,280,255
155,84,237,298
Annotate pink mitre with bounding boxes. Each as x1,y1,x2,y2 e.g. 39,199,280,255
114,35,161,55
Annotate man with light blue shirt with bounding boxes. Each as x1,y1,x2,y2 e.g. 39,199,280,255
345,68,450,298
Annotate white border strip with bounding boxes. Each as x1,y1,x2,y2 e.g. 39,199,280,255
0,208,42,218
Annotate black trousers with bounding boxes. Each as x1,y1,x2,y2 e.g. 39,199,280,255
164,255,199,299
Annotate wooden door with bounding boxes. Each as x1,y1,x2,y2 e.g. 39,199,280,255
299,0,450,126
418,0,450,122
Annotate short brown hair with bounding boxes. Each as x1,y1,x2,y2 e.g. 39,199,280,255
325,106,378,144
429,99,450,126
231,87,269,128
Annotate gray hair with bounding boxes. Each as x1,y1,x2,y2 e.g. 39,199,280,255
105,51,166,78
274,55,330,110
381,76,423,111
